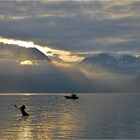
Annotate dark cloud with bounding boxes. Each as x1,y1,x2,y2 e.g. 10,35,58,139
0,1,139,55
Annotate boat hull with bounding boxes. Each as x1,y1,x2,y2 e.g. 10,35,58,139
64,96,79,99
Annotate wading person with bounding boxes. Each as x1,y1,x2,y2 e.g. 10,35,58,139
14,105,29,116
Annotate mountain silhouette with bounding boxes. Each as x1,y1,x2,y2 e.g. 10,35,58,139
0,45,50,61
81,53,139,66
119,55,138,65
80,53,140,75
81,53,117,65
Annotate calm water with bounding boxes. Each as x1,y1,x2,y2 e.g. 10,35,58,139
0,94,140,139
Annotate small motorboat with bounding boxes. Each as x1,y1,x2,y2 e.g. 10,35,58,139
65,94,79,99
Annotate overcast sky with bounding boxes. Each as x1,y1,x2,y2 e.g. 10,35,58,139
0,0,140,62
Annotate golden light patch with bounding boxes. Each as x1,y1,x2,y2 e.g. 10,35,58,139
52,61,72,68
24,93,31,96
20,60,33,65
47,49,84,63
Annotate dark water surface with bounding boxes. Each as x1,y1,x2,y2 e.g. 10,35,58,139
0,94,140,139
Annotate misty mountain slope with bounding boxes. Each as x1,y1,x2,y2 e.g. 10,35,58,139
80,53,140,75
18,47,50,61
81,53,117,65
119,55,139,65
78,53,140,92
0,44,50,61
0,71,94,93
0,45,95,92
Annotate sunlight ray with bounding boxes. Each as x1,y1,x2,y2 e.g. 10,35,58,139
0,37,83,63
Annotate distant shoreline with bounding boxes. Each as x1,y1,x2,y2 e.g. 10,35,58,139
0,93,140,96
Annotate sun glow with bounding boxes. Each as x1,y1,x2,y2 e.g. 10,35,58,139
0,37,50,53
25,93,31,96
52,61,72,68
49,49,84,62
20,60,33,65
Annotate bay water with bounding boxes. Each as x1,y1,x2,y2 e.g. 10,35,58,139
0,94,140,139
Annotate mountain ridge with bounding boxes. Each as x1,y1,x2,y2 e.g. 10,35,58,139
0,44,50,61
81,53,140,66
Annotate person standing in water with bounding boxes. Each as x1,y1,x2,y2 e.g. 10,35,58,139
15,105,29,116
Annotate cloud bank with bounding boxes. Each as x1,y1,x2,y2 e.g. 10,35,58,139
0,1,139,56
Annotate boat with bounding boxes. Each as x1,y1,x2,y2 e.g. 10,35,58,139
64,94,79,99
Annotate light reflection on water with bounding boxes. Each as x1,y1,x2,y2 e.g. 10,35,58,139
0,94,140,139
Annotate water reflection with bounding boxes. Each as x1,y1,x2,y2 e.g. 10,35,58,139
1,95,140,139
15,117,33,140
0,95,81,140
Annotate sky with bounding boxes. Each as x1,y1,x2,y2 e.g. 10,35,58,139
0,0,140,92
0,0,140,64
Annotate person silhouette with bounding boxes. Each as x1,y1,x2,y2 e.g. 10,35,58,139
15,104,29,116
